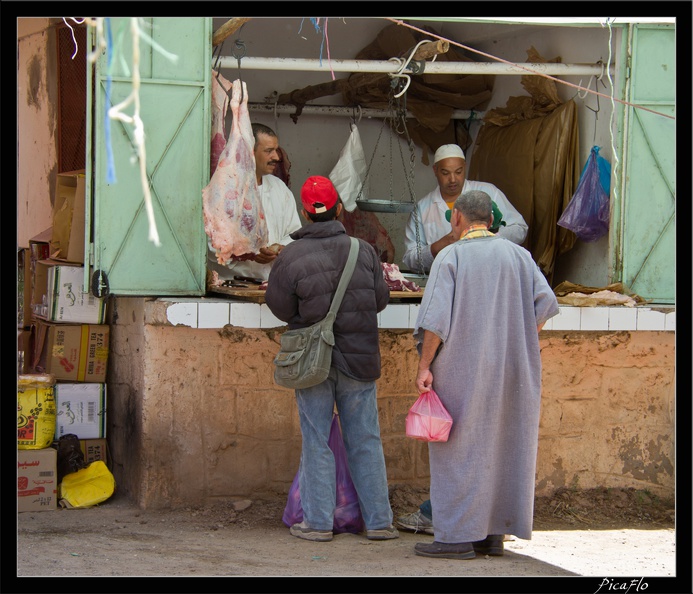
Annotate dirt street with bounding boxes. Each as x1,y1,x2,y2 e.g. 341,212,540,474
12,484,684,591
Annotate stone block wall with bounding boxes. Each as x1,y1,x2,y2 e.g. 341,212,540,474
106,298,675,509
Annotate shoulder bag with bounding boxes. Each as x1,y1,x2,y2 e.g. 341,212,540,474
273,237,359,389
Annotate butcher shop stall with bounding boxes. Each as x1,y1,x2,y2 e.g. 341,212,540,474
16,16,676,509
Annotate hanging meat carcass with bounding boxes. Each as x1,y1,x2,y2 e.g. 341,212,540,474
210,71,233,176
338,209,395,264
203,79,269,265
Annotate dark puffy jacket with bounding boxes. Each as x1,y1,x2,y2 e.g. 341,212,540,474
265,220,389,381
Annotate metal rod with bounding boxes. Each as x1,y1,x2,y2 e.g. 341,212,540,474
248,103,480,120
217,56,612,76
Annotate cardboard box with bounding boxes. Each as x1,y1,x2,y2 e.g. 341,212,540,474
32,260,106,324
80,438,109,465
18,447,58,512
19,248,32,328
18,329,32,374
31,320,109,382
51,170,86,263
27,228,53,326
29,228,52,264
54,383,107,439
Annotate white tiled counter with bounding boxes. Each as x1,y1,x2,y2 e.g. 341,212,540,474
162,299,676,332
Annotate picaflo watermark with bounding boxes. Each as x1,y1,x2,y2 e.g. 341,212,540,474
594,578,648,594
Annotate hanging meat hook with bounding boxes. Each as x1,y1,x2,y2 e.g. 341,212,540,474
232,34,247,102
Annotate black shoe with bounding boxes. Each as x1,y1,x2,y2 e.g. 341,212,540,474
472,535,504,556
414,541,476,560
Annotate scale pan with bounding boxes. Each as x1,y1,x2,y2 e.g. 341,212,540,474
356,200,415,213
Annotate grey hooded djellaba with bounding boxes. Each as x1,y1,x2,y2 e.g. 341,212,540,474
413,234,559,543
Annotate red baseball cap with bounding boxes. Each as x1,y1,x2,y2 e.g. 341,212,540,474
300,176,339,214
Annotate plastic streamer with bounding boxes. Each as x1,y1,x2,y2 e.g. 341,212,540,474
83,18,180,246
104,18,116,185
302,18,334,80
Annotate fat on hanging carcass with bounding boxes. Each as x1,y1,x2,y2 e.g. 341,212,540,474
203,79,269,265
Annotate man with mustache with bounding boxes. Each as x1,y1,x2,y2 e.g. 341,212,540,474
207,123,301,282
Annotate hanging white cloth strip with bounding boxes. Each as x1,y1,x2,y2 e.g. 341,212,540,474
329,123,369,213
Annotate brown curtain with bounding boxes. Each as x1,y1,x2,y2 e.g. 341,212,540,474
468,100,580,283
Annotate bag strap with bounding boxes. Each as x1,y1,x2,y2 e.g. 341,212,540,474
328,237,359,317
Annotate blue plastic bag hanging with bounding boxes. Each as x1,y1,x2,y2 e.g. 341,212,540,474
558,146,611,242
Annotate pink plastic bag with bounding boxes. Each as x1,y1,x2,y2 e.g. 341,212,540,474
405,389,453,442
282,414,365,534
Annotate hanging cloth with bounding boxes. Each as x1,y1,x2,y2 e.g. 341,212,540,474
329,123,369,213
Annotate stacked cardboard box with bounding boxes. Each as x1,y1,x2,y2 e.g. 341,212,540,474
32,260,107,324
18,374,58,512
50,170,86,264
54,383,107,440
18,448,58,512
17,171,111,512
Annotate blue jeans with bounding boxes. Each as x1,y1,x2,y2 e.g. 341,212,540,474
419,499,433,520
295,367,393,531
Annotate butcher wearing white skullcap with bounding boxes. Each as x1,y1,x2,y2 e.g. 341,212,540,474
434,144,466,164
402,142,529,273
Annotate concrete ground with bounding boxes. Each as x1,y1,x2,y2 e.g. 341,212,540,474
12,494,686,592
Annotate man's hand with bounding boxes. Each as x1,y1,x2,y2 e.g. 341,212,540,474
430,232,458,258
416,367,434,394
254,244,282,264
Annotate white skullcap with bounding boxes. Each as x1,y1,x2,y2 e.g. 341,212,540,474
434,144,466,164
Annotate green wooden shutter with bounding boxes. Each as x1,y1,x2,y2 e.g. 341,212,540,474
617,24,675,304
86,17,211,296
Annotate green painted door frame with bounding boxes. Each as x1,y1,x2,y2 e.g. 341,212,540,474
86,17,212,296
613,24,675,304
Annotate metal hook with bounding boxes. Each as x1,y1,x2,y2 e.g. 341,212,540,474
576,75,594,99
596,59,605,81
232,37,247,102
385,41,428,100
389,73,411,98
399,39,433,73
212,40,226,79
352,104,362,125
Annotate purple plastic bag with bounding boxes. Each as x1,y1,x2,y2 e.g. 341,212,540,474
557,145,611,242
282,414,365,534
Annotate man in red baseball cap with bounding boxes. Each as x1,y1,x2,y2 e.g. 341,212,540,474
265,175,398,544
300,175,340,214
